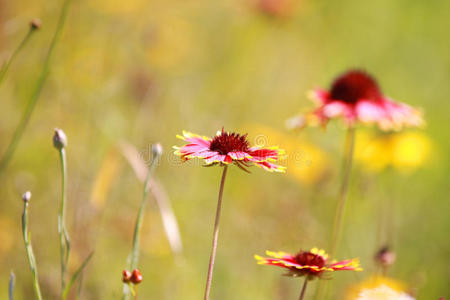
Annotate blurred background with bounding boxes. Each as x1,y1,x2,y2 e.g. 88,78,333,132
0,0,449,299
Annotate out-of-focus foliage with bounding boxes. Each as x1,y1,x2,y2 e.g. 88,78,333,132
0,0,449,299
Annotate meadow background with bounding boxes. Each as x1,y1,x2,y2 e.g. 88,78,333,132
0,0,449,299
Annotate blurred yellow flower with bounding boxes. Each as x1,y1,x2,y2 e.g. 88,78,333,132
347,276,415,300
355,131,431,173
245,124,329,184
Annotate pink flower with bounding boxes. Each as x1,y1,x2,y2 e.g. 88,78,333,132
293,70,423,131
255,248,362,278
174,129,285,172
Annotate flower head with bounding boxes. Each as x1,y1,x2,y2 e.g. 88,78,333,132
347,277,415,300
355,131,431,173
255,247,362,279
174,129,285,172
292,70,423,131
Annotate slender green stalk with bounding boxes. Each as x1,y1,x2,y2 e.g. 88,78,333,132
122,145,162,300
315,127,356,300
204,165,228,300
62,252,93,300
57,147,71,295
22,194,43,300
330,126,356,256
299,278,308,300
0,25,38,86
0,0,73,177
8,271,15,300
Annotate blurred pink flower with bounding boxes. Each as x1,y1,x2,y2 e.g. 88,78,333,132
296,70,423,131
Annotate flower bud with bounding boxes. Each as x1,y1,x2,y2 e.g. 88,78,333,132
122,270,132,283
130,269,143,284
22,191,31,203
375,246,396,267
30,19,41,30
53,128,68,149
152,143,163,158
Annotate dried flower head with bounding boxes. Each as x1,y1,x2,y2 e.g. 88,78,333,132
255,247,362,279
374,246,396,268
22,191,31,203
174,129,285,172
152,143,163,158
30,19,42,30
290,69,423,131
53,128,68,149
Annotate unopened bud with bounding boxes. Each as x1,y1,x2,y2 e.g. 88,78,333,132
122,270,132,283
375,246,396,267
152,143,163,158
130,269,143,284
22,191,31,203
53,128,68,149
30,19,41,30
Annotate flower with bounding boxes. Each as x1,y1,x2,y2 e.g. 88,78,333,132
255,247,362,278
292,70,423,131
174,129,286,172
347,277,415,300
355,131,431,172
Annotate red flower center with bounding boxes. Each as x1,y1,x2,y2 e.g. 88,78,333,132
210,130,250,155
294,251,326,268
329,70,382,104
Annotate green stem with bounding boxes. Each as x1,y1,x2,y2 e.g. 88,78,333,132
0,0,73,177
0,27,37,86
315,127,356,300
58,148,70,295
330,126,356,257
122,150,161,300
299,278,308,300
8,271,15,300
203,165,228,300
22,201,43,300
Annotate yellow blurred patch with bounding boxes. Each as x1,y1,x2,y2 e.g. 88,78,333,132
0,217,15,260
355,131,431,173
346,276,414,300
89,0,148,15
244,124,329,184
90,150,122,209
144,17,194,70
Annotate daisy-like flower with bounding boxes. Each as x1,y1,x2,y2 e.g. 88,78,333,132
174,129,285,172
291,69,423,131
255,247,362,278
174,128,285,300
347,277,415,300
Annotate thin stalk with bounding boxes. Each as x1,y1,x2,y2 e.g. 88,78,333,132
0,27,37,86
22,200,43,300
0,0,73,177
299,278,308,300
9,271,15,300
315,127,356,300
122,149,161,300
330,127,356,257
58,148,70,294
204,165,228,300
